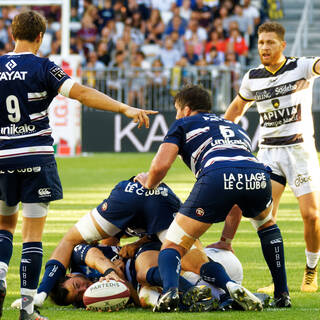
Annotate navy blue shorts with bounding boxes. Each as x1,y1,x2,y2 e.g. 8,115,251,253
180,167,272,223
0,161,63,206
97,180,180,235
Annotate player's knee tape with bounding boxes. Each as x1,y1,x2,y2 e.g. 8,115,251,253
75,212,102,242
250,205,273,230
91,208,121,236
22,203,49,218
0,201,19,216
165,220,196,250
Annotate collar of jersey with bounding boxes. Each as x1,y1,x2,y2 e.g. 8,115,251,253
264,57,287,75
7,51,34,55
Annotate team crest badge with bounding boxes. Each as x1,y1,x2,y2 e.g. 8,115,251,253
101,202,108,211
196,208,205,217
271,99,280,108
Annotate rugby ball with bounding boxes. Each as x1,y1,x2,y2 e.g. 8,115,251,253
83,280,130,311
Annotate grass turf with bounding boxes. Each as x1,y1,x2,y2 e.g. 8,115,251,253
2,153,320,319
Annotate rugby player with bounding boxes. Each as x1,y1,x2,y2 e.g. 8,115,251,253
135,84,290,312
224,21,320,293
0,10,157,320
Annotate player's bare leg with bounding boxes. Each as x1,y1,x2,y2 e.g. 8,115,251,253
299,191,320,292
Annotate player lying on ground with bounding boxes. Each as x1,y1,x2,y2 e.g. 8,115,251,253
12,178,262,311
135,85,291,312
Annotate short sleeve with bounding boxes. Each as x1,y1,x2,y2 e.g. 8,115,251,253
163,119,185,150
238,70,255,101
44,59,71,95
299,56,320,80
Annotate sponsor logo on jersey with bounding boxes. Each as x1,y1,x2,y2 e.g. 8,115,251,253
49,66,67,81
1,124,36,136
21,259,32,264
260,104,301,128
253,78,309,101
38,188,51,197
0,70,28,81
196,208,205,217
5,59,17,71
0,167,41,174
270,238,282,244
271,99,280,108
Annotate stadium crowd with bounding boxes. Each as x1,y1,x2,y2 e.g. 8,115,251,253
0,1,268,70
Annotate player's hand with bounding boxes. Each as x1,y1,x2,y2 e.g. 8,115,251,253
134,172,149,187
99,271,122,283
206,241,234,253
119,243,138,259
122,106,158,129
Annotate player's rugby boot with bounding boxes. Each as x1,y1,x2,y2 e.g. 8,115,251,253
0,280,6,318
187,297,219,312
301,265,318,292
19,309,48,320
153,288,179,312
271,292,291,308
226,282,263,311
253,293,271,308
257,282,274,294
181,285,212,306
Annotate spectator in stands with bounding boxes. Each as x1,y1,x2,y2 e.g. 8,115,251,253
144,9,165,45
159,37,182,68
77,14,98,44
0,18,8,45
219,5,232,33
242,0,261,48
193,0,212,28
179,0,192,21
100,26,115,56
70,6,81,22
148,59,168,87
183,42,200,65
183,18,207,49
205,29,227,54
164,14,187,38
185,32,204,57
130,10,146,46
99,0,115,27
229,4,253,36
97,41,111,67
195,58,212,89
205,46,224,65
226,27,248,57
223,51,241,95
128,52,146,107
171,30,185,55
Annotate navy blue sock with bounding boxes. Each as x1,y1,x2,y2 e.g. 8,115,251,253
37,259,66,295
0,230,13,265
146,266,162,286
20,242,43,290
200,261,233,292
158,248,181,293
146,266,193,293
258,224,289,298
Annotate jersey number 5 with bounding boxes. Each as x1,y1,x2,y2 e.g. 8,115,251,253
6,95,21,123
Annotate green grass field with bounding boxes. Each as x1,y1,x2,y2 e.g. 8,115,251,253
2,153,320,320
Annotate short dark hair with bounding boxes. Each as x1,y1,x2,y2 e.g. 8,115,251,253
258,21,285,41
174,84,212,112
49,276,71,307
12,10,46,42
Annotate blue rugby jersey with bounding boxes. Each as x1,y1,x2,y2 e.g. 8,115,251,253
163,113,266,178
0,52,70,169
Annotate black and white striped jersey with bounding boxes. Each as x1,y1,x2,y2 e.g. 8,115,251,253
239,56,320,147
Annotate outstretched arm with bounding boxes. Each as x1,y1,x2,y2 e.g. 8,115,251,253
64,82,158,128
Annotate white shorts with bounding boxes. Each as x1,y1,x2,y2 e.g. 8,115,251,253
257,144,320,197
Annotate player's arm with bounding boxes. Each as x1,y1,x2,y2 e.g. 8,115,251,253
224,94,253,123
85,246,125,281
119,235,151,259
60,82,158,128
135,142,179,189
314,59,320,75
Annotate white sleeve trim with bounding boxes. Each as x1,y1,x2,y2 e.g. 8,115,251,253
59,79,76,97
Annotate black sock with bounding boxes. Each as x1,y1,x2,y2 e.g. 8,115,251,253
258,224,289,297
